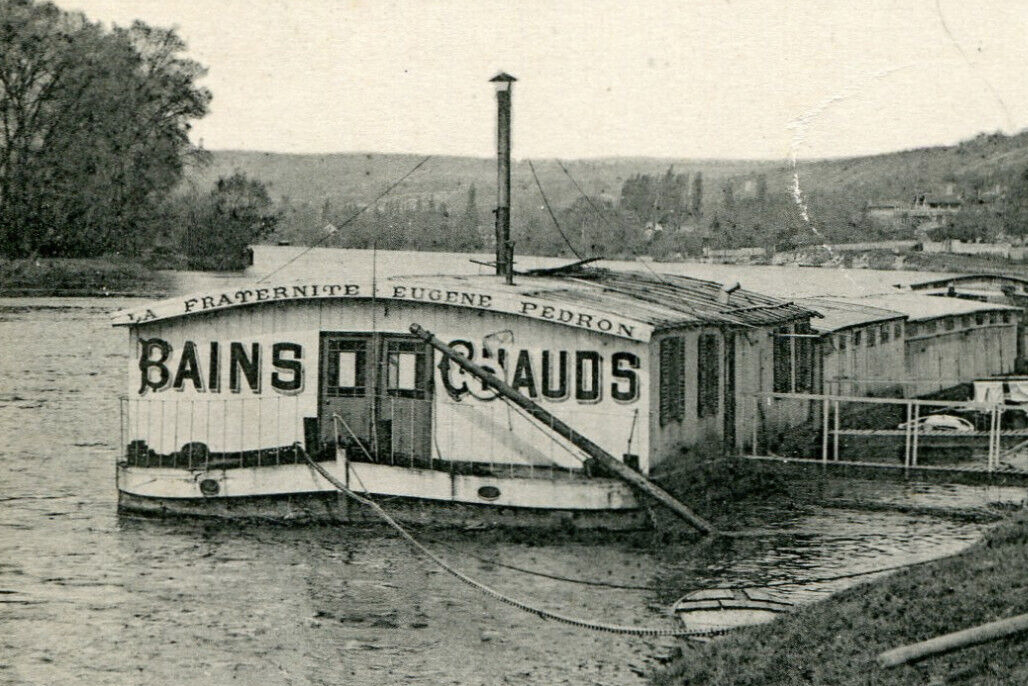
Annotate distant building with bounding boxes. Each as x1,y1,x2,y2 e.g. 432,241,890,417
910,192,962,217
866,186,964,229
866,201,904,217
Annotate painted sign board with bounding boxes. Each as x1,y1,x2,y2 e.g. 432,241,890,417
122,296,651,471
112,278,654,341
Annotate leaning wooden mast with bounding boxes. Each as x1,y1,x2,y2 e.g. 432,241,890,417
409,323,717,535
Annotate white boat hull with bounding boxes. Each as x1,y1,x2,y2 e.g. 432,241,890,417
116,458,647,530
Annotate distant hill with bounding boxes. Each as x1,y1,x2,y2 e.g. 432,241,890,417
184,151,780,212
776,130,1028,202
188,129,1028,211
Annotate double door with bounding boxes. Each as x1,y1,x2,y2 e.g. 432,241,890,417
318,332,433,463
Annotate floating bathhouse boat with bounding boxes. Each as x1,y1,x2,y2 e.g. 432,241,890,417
113,268,816,528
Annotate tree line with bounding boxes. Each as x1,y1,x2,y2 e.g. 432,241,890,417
0,0,275,268
8,1,1023,269
267,165,888,261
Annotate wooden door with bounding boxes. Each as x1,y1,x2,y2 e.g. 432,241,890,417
375,336,433,464
319,333,374,455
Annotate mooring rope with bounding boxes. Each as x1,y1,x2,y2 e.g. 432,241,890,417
426,536,937,594
426,545,659,591
298,446,730,638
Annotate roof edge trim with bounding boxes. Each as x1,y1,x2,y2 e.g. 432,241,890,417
111,279,653,342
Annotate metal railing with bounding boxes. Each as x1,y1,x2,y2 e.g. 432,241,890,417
330,395,631,479
747,391,1022,473
120,395,309,470
119,394,638,477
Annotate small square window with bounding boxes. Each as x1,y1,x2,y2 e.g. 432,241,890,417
880,324,890,343
853,330,862,347
894,322,902,339
387,352,418,390
337,351,358,387
385,340,429,399
326,339,367,397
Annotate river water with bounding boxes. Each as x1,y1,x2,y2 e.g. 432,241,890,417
0,286,1024,685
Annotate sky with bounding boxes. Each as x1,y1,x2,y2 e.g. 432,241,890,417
58,0,1028,160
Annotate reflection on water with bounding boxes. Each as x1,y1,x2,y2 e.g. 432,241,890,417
0,297,1017,685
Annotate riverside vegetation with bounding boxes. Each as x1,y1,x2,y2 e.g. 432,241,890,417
0,257,171,297
652,508,1028,686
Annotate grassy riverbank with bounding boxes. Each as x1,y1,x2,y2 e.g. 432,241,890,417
653,508,1028,686
0,257,172,297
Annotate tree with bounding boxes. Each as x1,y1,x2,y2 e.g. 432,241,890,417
691,172,703,216
721,180,735,210
1003,167,1028,239
0,1,210,257
453,184,483,250
181,172,278,269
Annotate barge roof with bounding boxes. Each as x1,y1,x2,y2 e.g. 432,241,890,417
833,293,1019,322
113,268,817,341
795,297,906,334
418,270,817,329
904,273,1028,293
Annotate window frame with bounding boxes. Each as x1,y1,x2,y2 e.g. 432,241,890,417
325,338,368,398
697,333,720,418
384,339,431,400
659,336,685,426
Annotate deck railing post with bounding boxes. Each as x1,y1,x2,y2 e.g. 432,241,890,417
911,401,920,467
903,401,912,470
752,395,758,457
989,406,1000,472
833,398,840,460
222,398,228,469
239,397,245,468
821,395,830,465
119,398,125,463
188,400,194,470
256,397,262,468
205,399,211,472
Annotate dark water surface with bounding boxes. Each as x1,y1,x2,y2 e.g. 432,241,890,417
0,298,1018,685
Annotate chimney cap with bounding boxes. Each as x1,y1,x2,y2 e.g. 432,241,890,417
489,72,517,83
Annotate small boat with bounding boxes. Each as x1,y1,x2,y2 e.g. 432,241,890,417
673,588,792,633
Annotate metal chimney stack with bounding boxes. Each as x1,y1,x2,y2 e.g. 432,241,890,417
490,72,516,284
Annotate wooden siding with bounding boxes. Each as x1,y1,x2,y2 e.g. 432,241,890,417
127,299,650,473
821,321,907,397
904,318,1018,396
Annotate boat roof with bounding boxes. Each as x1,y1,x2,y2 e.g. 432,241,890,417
112,268,816,342
904,273,1028,293
831,293,1020,322
795,297,906,334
